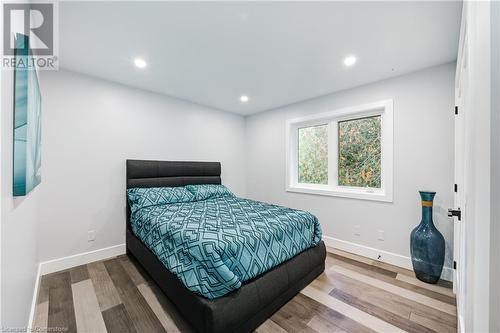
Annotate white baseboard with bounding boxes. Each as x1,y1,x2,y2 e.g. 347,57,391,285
323,236,453,281
28,243,126,328
27,263,42,331
39,243,126,275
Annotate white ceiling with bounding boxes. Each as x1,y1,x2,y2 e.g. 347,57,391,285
60,1,462,115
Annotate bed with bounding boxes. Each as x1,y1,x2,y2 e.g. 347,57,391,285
126,160,326,333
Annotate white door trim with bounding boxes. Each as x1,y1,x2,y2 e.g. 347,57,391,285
453,3,468,332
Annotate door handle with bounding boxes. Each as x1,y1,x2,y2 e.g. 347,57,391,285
448,208,461,221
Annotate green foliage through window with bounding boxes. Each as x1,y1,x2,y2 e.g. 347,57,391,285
338,116,381,188
298,125,328,184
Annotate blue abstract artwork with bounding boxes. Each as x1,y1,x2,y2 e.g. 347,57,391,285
13,34,42,196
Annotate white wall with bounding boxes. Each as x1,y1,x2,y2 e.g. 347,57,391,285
490,2,500,331
36,70,247,262
245,63,455,277
460,1,492,332
0,61,41,327
0,5,43,328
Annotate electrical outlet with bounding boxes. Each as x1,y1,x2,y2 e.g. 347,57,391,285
354,225,361,236
377,230,385,241
88,230,96,242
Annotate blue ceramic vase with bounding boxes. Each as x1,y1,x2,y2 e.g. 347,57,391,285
410,191,445,284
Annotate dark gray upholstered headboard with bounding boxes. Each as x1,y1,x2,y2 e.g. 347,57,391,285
126,160,221,229
126,160,221,188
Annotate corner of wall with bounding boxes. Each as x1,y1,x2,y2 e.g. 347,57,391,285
1,50,42,329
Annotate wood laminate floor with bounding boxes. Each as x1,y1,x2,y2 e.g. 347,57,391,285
33,248,457,333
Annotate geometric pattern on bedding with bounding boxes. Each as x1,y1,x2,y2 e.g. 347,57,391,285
127,186,195,213
185,184,234,201
131,195,322,299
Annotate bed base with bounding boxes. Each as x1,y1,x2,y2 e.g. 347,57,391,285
127,230,325,333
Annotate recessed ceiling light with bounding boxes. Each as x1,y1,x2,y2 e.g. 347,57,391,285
240,95,249,103
134,58,147,69
343,55,357,67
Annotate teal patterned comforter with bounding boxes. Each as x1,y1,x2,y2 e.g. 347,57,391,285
130,190,322,299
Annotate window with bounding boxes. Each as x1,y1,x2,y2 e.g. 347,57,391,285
298,124,328,184
338,116,381,188
286,100,393,202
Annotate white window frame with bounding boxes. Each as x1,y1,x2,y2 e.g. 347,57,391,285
285,99,393,202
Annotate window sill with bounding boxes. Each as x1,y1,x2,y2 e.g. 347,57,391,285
286,185,393,202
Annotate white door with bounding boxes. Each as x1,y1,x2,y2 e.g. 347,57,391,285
453,8,468,332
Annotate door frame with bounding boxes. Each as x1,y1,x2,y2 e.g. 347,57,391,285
453,4,468,332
